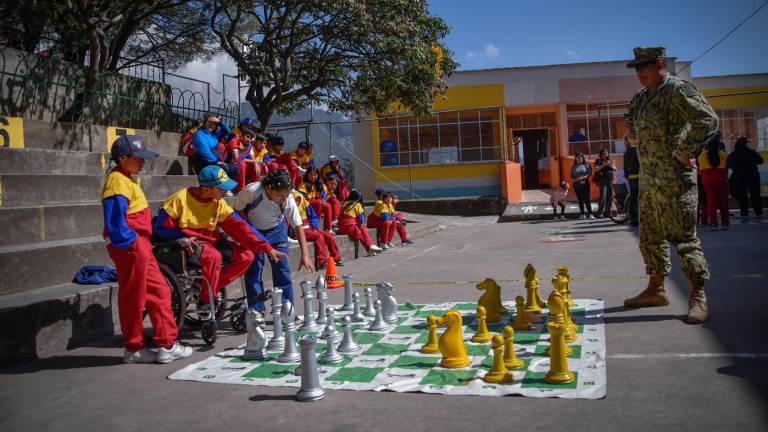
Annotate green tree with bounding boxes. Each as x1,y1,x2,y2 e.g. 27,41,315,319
210,0,457,129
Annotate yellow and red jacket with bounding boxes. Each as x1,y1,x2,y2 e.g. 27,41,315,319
101,168,152,249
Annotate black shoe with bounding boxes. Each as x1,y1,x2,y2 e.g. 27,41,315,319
335,259,344,266
254,289,272,302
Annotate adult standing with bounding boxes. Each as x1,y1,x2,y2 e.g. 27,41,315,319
571,152,594,219
594,149,616,218
697,134,730,230
623,141,640,226
623,47,718,324
727,136,764,218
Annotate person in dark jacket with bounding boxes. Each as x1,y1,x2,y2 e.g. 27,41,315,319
571,152,594,219
623,143,640,226
594,149,616,218
727,136,764,217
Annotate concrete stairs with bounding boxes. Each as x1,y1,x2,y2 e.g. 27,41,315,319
0,119,441,366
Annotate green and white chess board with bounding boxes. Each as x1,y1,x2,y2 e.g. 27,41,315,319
169,299,606,399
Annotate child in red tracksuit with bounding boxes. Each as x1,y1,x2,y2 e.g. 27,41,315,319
154,166,286,309
697,141,730,230
338,190,382,256
325,174,341,225
292,190,343,269
390,194,413,245
367,190,394,250
102,136,192,364
298,167,333,231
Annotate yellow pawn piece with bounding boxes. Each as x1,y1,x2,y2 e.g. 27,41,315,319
483,334,514,384
471,306,492,343
556,266,576,308
476,278,506,323
502,325,525,370
435,310,471,369
510,296,532,331
545,321,575,385
524,263,546,311
548,275,577,344
420,315,439,354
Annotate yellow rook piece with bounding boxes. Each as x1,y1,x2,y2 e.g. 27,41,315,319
524,263,545,312
420,315,439,354
483,335,514,384
511,296,532,331
471,306,492,343
545,321,575,385
476,278,506,323
502,326,525,370
435,310,470,369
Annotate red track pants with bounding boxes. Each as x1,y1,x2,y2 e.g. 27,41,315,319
394,212,408,242
327,196,340,222
700,169,730,226
107,236,178,352
198,242,255,305
236,162,261,191
338,218,374,249
309,198,333,231
367,218,394,244
304,228,341,267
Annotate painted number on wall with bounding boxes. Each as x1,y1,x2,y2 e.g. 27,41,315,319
106,126,136,152
0,116,25,149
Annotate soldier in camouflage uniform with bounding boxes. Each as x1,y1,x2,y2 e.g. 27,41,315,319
623,47,718,324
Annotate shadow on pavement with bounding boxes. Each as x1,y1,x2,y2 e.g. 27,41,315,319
0,355,122,374
249,394,296,402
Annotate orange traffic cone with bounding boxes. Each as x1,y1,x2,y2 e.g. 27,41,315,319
325,257,345,289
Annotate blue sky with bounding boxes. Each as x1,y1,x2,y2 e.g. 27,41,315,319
429,0,768,77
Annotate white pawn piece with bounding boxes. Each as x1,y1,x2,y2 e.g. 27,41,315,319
296,336,325,402
300,279,321,332
339,274,355,311
277,301,301,363
338,316,362,353
319,321,344,365
243,309,267,360
349,292,366,323
377,281,398,323
267,288,284,352
368,300,390,331
315,275,328,325
320,306,342,342
363,287,375,317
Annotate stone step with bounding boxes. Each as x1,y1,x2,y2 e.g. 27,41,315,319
0,147,193,176
0,201,167,247
0,174,197,207
0,222,442,366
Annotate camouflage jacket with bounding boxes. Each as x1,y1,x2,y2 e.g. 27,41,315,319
625,74,718,185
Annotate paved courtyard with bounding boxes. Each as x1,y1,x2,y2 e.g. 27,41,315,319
1,216,766,431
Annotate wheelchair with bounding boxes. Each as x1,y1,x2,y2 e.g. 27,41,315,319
152,238,248,346
608,183,632,225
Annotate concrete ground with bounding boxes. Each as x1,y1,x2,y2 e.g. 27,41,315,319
1,215,767,431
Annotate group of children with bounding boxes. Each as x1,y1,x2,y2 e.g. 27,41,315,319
102,126,412,365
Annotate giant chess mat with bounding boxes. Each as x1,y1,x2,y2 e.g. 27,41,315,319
169,299,606,399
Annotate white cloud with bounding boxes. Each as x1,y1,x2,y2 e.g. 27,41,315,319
175,54,239,106
465,42,500,62
565,49,581,59
484,43,499,58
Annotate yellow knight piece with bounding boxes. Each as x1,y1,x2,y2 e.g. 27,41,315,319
476,278,507,323
524,263,546,312
435,310,470,369
420,315,439,354
556,266,575,308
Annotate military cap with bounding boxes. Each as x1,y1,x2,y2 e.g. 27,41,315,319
626,47,666,68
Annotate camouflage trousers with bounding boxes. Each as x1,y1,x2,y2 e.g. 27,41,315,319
639,179,710,283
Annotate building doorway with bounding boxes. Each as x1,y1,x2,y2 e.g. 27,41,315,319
513,129,550,189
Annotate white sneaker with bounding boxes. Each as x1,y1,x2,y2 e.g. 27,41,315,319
156,342,193,364
123,348,157,364
588,215,595,220
386,242,395,248
379,243,388,251
369,244,383,253
287,237,299,244
579,214,586,220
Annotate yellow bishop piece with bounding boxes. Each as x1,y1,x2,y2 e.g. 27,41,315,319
483,335,514,384
524,263,546,312
510,296,533,331
420,315,439,354
435,310,470,369
503,325,525,369
471,306,492,343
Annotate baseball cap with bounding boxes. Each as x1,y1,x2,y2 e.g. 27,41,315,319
626,47,666,68
110,135,158,161
329,155,339,161
297,141,309,149
255,132,268,141
197,165,237,191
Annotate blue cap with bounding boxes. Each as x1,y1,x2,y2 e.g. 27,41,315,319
110,135,158,161
241,117,253,126
198,165,237,191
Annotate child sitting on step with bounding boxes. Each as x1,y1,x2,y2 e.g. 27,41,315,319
338,190,382,256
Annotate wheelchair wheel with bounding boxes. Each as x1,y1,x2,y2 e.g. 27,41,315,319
609,193,630,224
201,321,217,346
157,263,187,329
230,310,246,333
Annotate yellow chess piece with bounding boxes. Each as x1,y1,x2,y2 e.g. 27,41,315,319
556,265,576,308
547,275,576,349
545,321,575,384
476,278,506,323
510,296,532,331
471,306,492,343
483,334,514,384
420,315,439,354
524,263,546,312
435,310,470,369
502,325,525,370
